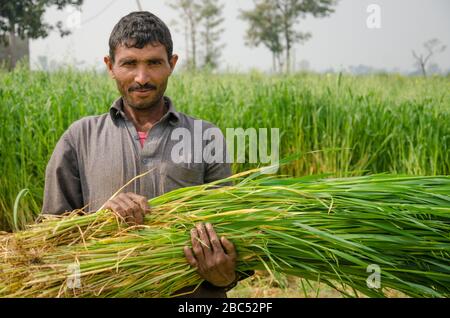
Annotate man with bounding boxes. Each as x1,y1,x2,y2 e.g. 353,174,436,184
42,11,246,297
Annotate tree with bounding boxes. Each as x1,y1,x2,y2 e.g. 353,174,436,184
168,0,225,71
167,0,202,70
241,0,337,73
0,0,84,69
199,0,225,70
412,38,446,77
240,0,284,73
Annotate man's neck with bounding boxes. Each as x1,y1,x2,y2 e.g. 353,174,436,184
123,98,167,133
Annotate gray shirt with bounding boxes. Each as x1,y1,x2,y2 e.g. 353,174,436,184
43,96,231,214
42,96,232,297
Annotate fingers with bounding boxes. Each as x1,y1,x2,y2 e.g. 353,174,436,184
185,224,238,287
103,200,120,214
127,193,150,224
127,192,150,215
133,208,144,225
104,201,130,223
116,195,139,224
221,237,237,260
206,223,224,254
188,223,230,263
103,193,148,225
190,227,205,264
196,223,212,257
183,246,198,268
107,196,131,220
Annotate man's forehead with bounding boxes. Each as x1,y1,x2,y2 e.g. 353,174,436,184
115,42,167,59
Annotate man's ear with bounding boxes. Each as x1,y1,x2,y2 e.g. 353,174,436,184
104,56,115,79
169,54,179,74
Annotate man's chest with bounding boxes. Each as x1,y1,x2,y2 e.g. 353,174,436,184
74,124,205,210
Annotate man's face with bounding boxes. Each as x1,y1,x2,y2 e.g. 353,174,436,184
104,43,178,110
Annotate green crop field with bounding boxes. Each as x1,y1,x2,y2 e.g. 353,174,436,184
1,68,448,232
0,67,449,297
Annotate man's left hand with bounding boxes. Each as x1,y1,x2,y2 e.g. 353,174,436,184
184,223,237,287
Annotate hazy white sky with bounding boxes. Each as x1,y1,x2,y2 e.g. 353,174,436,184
30,0,450,73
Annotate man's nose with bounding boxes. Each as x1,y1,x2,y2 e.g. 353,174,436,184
134,66,151,85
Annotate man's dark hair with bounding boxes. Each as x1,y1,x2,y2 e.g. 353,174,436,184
109,11,173,62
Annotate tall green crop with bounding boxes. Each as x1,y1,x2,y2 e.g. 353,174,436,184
0,67,449,231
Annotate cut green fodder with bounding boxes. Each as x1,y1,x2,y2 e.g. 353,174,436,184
1,171,449,297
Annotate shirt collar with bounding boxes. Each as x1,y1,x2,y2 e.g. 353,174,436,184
109,96,180,126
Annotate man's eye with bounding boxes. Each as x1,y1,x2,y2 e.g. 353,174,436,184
123,61,136,66
149,61,161,65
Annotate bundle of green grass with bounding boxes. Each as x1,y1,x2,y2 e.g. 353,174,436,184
1,169,449,298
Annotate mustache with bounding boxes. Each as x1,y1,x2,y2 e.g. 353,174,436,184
129,84,157,92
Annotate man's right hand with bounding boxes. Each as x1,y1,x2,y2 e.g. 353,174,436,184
103,192,149,225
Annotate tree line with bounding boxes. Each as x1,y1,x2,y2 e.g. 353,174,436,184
1,0,337,72
167,0,336,73
2,0,448,75
0,0,84,69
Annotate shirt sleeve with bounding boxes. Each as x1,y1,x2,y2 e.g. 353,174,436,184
42,131,83,215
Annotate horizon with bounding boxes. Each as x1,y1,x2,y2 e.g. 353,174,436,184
29,0,450,75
